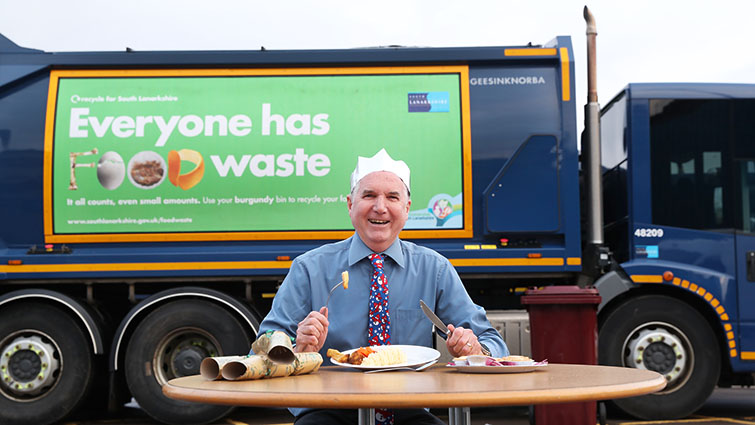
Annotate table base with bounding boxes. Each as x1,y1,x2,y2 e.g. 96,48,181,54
355,407,471,425
358,408,374,425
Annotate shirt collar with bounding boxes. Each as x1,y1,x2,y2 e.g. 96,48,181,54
347,233,405,268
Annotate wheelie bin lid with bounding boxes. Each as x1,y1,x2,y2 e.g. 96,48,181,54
521,285,601,305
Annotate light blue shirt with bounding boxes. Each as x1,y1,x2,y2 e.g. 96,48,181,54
259,234,508,356
258,234,508,418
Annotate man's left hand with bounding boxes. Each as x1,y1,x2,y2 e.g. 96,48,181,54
446,324,483,357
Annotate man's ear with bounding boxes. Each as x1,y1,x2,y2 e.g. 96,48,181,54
347,195,353,211
405,199,411,213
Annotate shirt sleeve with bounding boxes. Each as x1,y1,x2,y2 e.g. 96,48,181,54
435,259,510,357
255,257,315,353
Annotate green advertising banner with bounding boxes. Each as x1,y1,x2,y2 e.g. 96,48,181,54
49,68,468,239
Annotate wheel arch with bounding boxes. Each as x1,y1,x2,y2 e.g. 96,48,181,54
109,287,260,372
0,289,104,354
596,277,732,373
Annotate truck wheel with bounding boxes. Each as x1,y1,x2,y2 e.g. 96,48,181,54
0,302,95,425
124,299,252,425
599,295,720,419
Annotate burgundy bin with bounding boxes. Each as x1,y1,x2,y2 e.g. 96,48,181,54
521,285,601,425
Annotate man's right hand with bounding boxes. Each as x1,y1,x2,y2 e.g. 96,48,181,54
294,306,329,353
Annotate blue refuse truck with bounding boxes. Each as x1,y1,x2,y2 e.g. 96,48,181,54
0,25,752,424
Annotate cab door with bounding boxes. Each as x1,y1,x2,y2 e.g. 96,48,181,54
644,97,755,364
734,160,755,359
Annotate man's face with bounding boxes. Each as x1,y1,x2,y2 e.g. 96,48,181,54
347,171,411,253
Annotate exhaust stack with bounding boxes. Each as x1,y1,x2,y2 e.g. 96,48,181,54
581,6,609,282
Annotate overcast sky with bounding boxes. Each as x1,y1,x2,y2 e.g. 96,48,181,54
3,0,755,133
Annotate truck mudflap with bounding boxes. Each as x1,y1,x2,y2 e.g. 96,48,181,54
593,269,634,312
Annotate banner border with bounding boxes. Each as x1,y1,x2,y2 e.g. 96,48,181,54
44,66,473,243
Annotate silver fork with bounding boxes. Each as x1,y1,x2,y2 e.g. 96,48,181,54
324,272,348,309
364,359,438,373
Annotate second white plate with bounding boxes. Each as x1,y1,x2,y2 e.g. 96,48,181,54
447,363,548,374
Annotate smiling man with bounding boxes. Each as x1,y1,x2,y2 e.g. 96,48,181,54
257,148,507,425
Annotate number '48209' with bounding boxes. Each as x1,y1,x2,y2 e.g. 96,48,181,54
634,228,664,238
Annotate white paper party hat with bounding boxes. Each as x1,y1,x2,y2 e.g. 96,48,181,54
350,148,410,192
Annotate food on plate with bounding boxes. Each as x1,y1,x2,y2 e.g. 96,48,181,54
349,347,374,364
361,347,406,366
326,346,406,366
449,354,538,367
497,355,537,366
465,355,488,366
326,348,349,363
327,347,373,364
499,355,532,362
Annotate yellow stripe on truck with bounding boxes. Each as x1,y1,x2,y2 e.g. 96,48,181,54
1,256,578,274
0,260,292,273
559,47,571,101
630,274,664,283
504,48,558,57
451,258,564,267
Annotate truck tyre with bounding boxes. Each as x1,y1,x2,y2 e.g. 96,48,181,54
599,295,720,419
0,302,95,425
124,299,251,425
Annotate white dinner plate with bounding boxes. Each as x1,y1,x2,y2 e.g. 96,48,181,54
329,345,440,371
446,363,548,374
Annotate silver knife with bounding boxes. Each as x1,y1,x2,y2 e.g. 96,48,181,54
419,299,491,356
420,299,448,337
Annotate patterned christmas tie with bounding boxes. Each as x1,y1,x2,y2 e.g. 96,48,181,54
368,253,391,345
368,253,394,425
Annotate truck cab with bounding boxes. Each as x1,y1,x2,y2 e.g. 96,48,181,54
597,83,755,419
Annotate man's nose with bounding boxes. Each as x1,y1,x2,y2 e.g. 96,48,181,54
372,196,387,212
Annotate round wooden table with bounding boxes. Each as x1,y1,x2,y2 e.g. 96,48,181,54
164,363,666,425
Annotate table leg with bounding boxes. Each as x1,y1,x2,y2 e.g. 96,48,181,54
358,408,375,425
448,407,470,425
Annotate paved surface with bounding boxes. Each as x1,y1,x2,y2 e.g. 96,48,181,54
59,387,755,425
